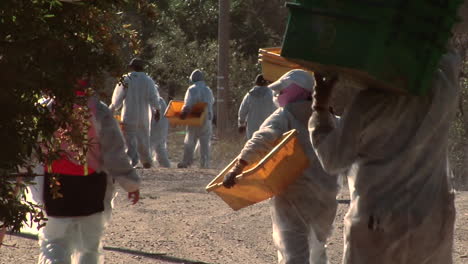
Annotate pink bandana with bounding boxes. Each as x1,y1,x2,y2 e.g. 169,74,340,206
277,83,311,107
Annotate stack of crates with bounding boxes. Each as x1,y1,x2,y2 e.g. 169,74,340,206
281,0,464,95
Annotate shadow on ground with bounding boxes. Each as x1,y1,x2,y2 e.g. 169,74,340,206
8,232,211,264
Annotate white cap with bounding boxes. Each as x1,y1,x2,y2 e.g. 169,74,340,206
268,69,315,92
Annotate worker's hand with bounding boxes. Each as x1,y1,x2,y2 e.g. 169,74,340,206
313,73,338,111
222,160,247,188
128,190,140,205
179,110,189,120
238,126,246,134
154,109,161,122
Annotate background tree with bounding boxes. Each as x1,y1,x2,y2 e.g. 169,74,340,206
0,0,156,234
142,0,288,121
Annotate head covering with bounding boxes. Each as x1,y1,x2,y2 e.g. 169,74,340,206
128,58,145,69
269,69,314,107
190,69,204,83
255,74,267,86
268,69,315,92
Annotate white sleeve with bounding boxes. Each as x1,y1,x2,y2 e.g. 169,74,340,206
98,103,140,192
239,109,288,164
149,79,160,112
238,94,250,127
109,79,127,112
309,95,365,175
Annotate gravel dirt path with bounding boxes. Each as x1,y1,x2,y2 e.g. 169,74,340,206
1,166,467,264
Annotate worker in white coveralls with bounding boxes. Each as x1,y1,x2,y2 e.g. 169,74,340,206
177,69,214,169
223,69,338,264
32,80,141,264
238,74,277,139
150,96,171,168
109,58,160,168
309,49,461,264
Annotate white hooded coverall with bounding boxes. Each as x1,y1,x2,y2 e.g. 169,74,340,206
110,72,160,167
150,97,171,167
309,51,460,264
238,100,338,264
35,96,140,264
238,85,277,139
180,70,214,168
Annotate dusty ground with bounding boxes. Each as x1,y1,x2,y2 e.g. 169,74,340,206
1,131,468,263
1,167,467,264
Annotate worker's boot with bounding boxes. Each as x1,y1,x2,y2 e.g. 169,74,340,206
177,162,188,168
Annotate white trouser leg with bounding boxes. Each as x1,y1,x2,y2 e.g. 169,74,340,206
199,134,210,169
271,199,310,264
123,126,139,166
308,229,329,264
198,122,212,168
181,128,198,166
38,218,76,264
136,127,152,166
38,213,106,264
155,142,171,168
75,213,105,264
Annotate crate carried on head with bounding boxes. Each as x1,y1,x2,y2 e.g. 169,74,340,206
280,0,465,95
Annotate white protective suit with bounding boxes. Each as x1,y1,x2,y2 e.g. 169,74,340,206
309,51,461,264
150,97,171,168
179,69,214,168
109,71,160,167
34,96,140,264
238,100,338,264
238,85,277,139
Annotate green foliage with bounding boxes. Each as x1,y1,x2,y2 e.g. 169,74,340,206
0,0,154,233
0,177,46,233
146,0,287,126
1,0,134,170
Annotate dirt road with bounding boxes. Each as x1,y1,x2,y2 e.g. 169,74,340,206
1,166,467,264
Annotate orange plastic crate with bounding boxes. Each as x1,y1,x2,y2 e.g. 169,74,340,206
206,130,309,211
259,47,314,82
164,100,207,127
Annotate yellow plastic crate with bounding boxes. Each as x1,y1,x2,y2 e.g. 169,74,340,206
259,47,405,94
164,100,207,127
206,129,309,211
259,47,314,82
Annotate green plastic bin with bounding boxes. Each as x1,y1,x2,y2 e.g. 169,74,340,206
295,0,463,14
281,1,462,94
293,0,403,16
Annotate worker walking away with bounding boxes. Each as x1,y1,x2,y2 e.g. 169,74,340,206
309,49,461,264
34,80,141,264
109,58,160,168
223,69,339,264
150,96,171,168
238,74,277,139
177,69,214,169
